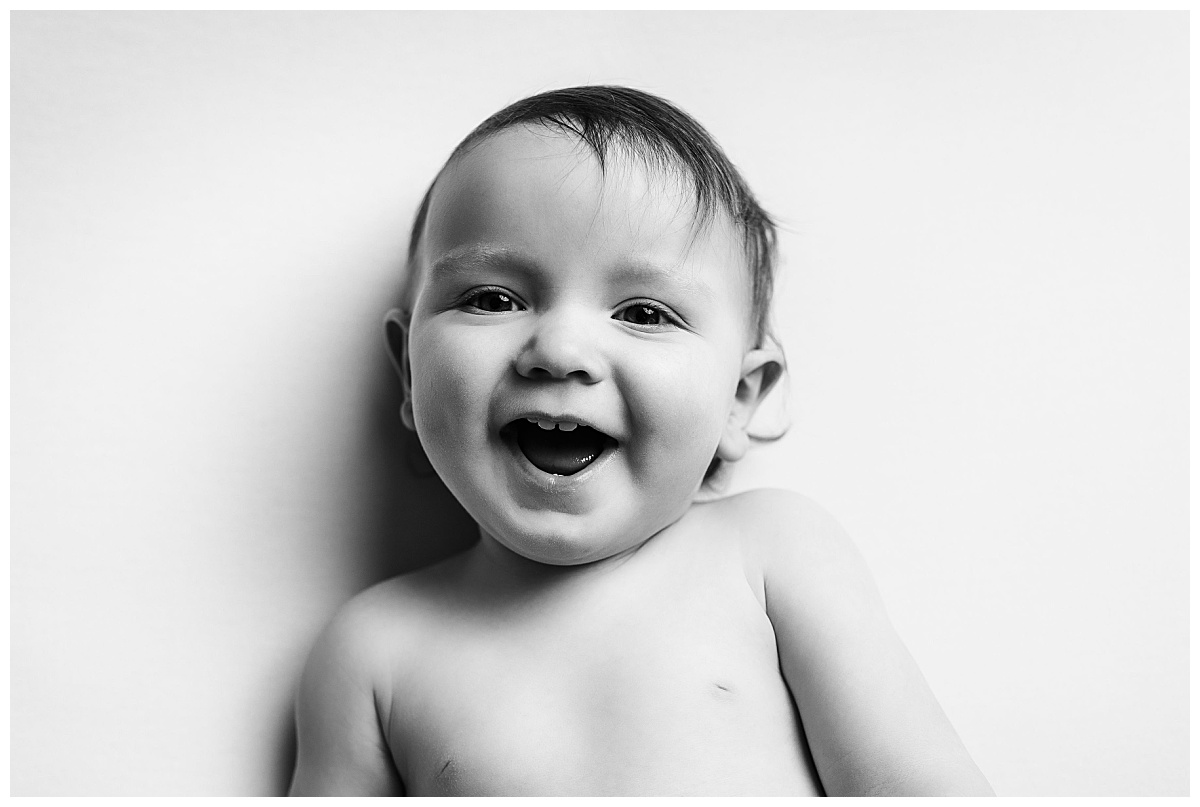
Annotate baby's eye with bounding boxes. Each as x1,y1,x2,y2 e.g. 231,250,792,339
614,302,678,329
461,288,521,313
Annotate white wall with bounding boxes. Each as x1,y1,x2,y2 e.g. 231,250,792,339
11,11,1187,796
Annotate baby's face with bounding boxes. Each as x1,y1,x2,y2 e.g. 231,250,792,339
405,126,755,565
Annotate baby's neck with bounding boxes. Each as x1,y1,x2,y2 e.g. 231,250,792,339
465,527,649,596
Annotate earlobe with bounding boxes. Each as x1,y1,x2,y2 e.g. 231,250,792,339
399,399,415,431
715,346,785,463
383,308,417,432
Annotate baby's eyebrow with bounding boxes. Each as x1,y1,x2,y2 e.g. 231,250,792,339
609,258,685,284
429,244,535,277
609,258,716,300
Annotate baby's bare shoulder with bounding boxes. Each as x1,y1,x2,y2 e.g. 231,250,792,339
682,488,862,613
702,487,857,567
319,552,473,661
300,550,479,720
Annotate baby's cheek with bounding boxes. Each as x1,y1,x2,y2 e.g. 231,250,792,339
627,349,737,465
408,327,489,439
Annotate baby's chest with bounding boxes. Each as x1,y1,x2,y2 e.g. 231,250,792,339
390,590,821,795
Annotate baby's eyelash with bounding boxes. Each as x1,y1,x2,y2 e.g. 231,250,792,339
458,286,523,313
613,300,683,329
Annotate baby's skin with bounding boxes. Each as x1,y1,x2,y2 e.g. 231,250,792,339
290,126,993,796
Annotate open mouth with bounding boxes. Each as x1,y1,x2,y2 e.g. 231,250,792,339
503,418,616,476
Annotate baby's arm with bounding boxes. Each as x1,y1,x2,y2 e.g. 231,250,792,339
745,489,993,796
289,601,404,796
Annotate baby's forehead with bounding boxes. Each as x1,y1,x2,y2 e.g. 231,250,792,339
425,126,739,261
447,127,699,213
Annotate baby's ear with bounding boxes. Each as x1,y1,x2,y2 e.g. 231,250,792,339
716,346,785,464
383,308,416,432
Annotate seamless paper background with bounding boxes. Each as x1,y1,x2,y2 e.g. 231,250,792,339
11,11,1188,795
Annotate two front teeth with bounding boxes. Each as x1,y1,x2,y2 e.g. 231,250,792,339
525,416,579,432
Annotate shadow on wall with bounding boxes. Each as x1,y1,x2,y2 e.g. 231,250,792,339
272,281,479,794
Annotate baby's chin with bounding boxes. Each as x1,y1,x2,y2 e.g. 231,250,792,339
475,496,694,568
483,525,649,568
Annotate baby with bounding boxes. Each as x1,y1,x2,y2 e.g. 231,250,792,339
289,86,993,797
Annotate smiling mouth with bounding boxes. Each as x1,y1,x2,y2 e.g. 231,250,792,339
503,418,616,476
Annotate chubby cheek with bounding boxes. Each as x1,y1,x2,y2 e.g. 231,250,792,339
621,344,739,481
407,323,496,454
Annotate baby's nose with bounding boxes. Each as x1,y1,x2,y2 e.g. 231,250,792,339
514,308,605,383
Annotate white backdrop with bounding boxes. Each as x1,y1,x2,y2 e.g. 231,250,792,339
11,11,1188,796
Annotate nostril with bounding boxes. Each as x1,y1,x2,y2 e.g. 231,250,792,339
519,363,559,381
514,346,602,382
519,365,597,383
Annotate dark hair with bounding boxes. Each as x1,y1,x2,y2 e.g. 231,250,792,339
403,85,779,347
